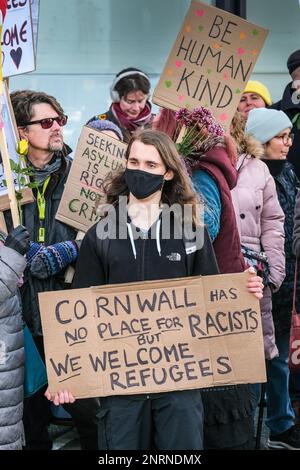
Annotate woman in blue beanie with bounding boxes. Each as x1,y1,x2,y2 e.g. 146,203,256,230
245,107,300,449
231,111,285,363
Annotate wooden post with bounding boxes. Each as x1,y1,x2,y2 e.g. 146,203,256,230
176,125,186,144
0,125,20,227
0,211,7,233
64,231,85,284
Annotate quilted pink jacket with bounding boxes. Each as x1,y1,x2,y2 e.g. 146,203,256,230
231,138,285,359
232,154,285,290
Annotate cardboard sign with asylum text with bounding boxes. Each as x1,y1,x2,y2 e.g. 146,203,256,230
39,272,266,399
56,126,127,232
152,1,268,129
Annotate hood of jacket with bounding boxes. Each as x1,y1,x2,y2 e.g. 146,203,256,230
203,145,237,190
238,133,265,161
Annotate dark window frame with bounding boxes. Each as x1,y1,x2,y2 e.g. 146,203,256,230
215,0,246,18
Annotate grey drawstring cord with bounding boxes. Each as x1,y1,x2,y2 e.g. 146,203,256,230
156,218,161,256
127,223,137,259
127,218,162,259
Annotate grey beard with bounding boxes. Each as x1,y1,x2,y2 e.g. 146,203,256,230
49,141,63,152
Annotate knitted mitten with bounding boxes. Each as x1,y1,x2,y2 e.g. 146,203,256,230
26,241,43,265
30,241,79,279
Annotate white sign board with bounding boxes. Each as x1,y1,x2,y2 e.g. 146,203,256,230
2,0,35,78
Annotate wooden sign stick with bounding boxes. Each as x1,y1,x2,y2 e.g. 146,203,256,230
0,211,7,233
64,230,85,284
176,125,186,144
0,125,19,227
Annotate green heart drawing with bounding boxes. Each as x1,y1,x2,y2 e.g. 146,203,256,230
207,69,212,74
165,80,172,88
198,25,204,31
252,29,259,36
235,88,241,93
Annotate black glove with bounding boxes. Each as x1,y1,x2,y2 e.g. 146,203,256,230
4,225,30,255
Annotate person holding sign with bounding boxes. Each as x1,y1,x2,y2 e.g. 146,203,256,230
153,107,263,449
46,129,264,450
231,111,285,362
245,108,300,450
5,90,79,450
87,67,154,143
0,225,30,450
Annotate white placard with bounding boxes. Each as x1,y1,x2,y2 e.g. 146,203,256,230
0,83,19,197
2,0,35,78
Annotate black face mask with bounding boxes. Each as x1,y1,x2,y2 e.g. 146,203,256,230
125,168,165,200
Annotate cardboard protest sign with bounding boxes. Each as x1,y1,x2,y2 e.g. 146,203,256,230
152,1,268,129
0,81,33,211
2,0,35,77
56,126,127,232
39,272,266,399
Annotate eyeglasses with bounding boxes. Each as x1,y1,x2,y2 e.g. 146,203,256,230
21,115,68,129
274,133,294,145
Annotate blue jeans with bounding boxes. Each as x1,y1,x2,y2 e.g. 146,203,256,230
266,332,295,435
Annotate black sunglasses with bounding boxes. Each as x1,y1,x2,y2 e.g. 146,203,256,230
21,115,68,129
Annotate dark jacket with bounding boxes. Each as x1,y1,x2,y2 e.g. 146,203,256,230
271,83,300,178
293,188,300,257
73,210,218,288
194,147,245,274
6,151,77,336
0,245,26,450
267,162,300,334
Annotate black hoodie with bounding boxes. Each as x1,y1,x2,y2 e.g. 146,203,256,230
73,210,218,289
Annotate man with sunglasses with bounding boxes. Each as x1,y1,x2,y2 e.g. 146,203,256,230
5,90,96,450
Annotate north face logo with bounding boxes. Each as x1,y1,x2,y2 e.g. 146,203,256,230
166,252,181,261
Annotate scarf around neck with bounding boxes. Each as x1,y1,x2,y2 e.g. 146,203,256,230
28,153,62,186
261,158,287,177
112,101,152,132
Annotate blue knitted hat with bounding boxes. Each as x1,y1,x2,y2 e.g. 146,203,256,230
87,118,123,140
245,108,292,144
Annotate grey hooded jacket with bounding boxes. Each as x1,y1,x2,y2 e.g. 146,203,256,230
0,245,26,450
